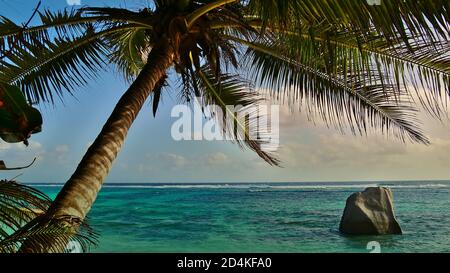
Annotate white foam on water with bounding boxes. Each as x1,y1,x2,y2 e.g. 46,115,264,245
99,184,379,189
384,184,448,189
29,183,449,190
102,183,448,189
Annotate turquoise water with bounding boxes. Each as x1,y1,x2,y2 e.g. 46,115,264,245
34,181,450,253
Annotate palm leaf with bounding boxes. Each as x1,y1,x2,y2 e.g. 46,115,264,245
0,8,151,51
80,7,154,28
232,36,428,144
0,26,136,104
3,214,98,253
268,25,450,118
195,66,280,165
106,27,152,81
246,0,450,46
151,75,168,117
1,9,95,55
0,180,49,239
0,180,97,253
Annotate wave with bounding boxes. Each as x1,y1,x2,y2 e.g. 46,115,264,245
28,184,63,187
29,183,449,190
383,184,448,189
100,184,382,189
106,183,449,190
264,184,380,189
248,184,448,191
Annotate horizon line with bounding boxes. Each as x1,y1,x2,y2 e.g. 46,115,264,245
23,179,450,184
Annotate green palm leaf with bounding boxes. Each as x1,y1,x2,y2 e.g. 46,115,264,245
195,67,280,165
0,180,49,238
106,27,152,81
0,8,151,53
234,36,428,144
269,25,450,118
1,10,92,55
0,7,154,103
0,180,97,253
0,26,136,103
3,214,98,253
246,0,450,45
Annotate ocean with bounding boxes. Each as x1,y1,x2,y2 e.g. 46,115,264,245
32,181,450,253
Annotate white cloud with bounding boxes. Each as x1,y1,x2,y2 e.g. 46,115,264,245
55,144,69,153
136,151,234,175
204,152,230,166
0,140,45,157
54,144,70,162
158,153,187,168
280,133,408,168
0,140,46,172
139,152,188,173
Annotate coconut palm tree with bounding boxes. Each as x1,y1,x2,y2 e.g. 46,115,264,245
1,0,449,252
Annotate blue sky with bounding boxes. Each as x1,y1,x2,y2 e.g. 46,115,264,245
1,0,450,183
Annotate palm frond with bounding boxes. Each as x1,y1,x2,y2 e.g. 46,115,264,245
0,26,135,104
0,16,49,57
80,7,153,27
151,75,169,117
266,25,450,118
0,7,151,48
234,36,428,144
0,180,97,253
246,0,450,46
106,27,152,81
0,6,156,104
1,9,97,53
0,180,50,240
195,67,280,165
210,4,450,118
3,214,98,253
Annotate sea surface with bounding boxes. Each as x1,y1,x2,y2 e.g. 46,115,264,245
32,181,450,253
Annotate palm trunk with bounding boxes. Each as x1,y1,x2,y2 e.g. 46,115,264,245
20,40,175,252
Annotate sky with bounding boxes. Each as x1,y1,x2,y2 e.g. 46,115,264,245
1,0,450,183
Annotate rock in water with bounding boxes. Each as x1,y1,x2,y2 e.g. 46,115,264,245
339,187,402,235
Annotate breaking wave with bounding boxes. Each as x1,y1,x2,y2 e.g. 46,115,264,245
29,182,449,190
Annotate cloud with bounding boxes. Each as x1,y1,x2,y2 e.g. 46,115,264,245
204,152,230,166
136,151,234,175
267,126,450,181
158,153,187,168
138,152,188,173
54,144,70,162
280,133,408,168
264,95,450,180
0,140,42,152
55,144,69,153
0,140,46,165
